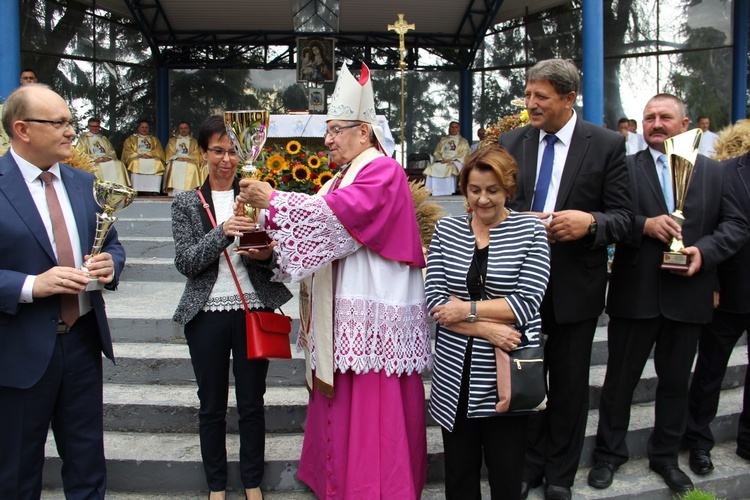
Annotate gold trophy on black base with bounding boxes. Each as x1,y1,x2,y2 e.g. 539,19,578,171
224,110,271,250
661,129,703,271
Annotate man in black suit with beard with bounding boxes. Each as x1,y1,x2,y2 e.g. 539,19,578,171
588,94,748,495
499,58,632,500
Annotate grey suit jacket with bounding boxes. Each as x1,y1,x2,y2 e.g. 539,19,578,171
607,150,749,323
499,117,632,324
171,179,292,325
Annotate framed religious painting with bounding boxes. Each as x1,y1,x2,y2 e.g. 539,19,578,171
297,37,336,84
308,87,325,113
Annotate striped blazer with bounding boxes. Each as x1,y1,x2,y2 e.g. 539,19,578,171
425,211,550,430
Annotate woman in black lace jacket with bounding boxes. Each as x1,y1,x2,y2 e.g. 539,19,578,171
171,115,291,500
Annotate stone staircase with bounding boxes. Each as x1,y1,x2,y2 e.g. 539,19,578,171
42,196,750,499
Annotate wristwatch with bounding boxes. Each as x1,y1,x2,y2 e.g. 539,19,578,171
466,301,478,323
588,214,598,235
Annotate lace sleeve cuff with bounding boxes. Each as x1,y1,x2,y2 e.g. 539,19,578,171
268,191,361,282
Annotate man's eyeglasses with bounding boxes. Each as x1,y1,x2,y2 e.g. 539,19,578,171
206,147,239,158
324,123,361,139
23,119,74,130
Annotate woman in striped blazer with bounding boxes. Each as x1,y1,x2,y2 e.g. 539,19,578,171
425,145,551,499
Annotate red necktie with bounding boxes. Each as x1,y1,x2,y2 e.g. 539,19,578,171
39,171,80,327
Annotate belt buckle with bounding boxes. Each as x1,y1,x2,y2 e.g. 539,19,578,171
57,323,71,334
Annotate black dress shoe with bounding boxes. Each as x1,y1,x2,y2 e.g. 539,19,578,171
649,463,694,494
520,476,543,500
544,485,572,500
587,461,619,488
689,449,714,475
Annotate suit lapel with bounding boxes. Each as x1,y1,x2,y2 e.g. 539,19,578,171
0,153,57,262
555,118,589,210
637,151,668,212
522,128,540,209
735,153,750,205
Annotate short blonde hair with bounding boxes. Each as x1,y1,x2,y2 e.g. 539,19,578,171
713,119,750,162
458,144,518,200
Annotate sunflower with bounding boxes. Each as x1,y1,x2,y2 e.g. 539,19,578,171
316,170,335,187
266,154,287,172
292,164,312,182
307,155,321,169
286,140,302,155
263,174,278,190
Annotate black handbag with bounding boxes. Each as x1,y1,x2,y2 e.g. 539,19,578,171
495,340,547,413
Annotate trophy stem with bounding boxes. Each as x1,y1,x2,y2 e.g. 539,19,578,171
90,212,117,257
83,212,116,291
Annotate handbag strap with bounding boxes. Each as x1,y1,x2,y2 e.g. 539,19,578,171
196,188,287,317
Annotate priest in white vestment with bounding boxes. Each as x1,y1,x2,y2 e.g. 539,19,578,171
423,121,470,196
163,121,204,196
236,62,431,500
75,118,131,186
697,116,719,158
121,119,166,194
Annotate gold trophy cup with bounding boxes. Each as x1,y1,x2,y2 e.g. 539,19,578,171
85,179,137,290
223,110,271,250
661,128,703,271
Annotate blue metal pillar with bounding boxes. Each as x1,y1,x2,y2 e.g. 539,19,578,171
581,0,604,125
459,68,472,140
0,0,21,101
731,0,749,122
157,66,169,145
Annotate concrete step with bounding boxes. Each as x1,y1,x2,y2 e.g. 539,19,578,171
106,343,307,386
43,427,445,493
117,218,174,238
105,335,747,409
119,198,175,219
119,236,175,259
44,387,748,494
41,442,750,499
122,257,185,282
102,382,312,433
105,281,301,343
587,344,748,410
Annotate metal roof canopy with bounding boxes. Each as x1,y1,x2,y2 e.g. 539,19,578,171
86,0,567,70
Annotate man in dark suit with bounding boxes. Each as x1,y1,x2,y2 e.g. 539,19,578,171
0,84,125,498
499,58,632,500
684,148,750,473
588,94,748,495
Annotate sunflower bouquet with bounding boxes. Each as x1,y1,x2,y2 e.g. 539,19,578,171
251,139,340,195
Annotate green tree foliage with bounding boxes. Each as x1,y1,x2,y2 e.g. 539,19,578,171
169,69,260,135
372,69,460,157
668,27,732,129
20,0,157,153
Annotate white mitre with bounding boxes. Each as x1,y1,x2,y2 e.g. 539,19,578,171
327,62,386,153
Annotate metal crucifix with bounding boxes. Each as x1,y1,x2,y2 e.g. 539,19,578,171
388,13,415,168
